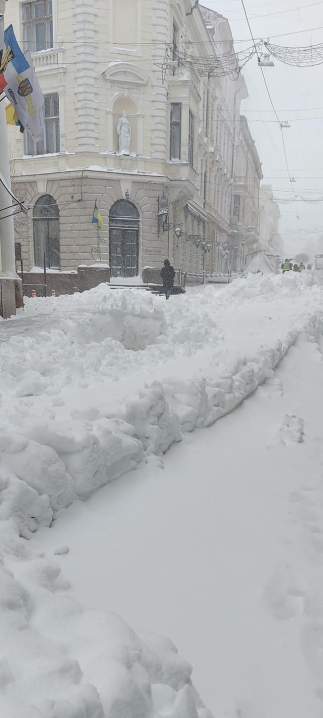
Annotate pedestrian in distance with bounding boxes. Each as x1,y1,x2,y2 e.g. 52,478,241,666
282,258,292,273
293,263,300,272
161,259,175,300
299,262,305,271
307,263,312,270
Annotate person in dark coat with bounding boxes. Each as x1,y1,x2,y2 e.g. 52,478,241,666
160,259,175,299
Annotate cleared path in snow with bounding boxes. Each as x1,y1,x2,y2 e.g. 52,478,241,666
36,333,323,718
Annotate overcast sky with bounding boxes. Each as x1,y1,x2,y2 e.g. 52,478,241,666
203,0,323,258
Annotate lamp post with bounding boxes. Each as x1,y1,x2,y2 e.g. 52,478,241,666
163,222,183,262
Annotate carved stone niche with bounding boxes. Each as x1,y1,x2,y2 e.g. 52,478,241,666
103,63,149,155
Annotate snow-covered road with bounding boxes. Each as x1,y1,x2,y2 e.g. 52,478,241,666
35,333,323,717
2,273,323,717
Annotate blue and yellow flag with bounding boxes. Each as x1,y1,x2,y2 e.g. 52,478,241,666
92,200,104,230
6,102,20,126
4,25,30,74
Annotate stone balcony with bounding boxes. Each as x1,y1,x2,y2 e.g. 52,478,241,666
31,47,65,73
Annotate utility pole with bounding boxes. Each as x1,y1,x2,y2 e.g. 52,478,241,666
0,0,23,317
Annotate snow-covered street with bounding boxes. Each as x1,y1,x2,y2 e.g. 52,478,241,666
1,274,323,716
34,330,323,717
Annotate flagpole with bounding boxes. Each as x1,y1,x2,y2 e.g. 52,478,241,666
0,0,21,317
0,101,16,276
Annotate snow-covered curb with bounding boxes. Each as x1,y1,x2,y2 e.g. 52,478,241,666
1,310,322,540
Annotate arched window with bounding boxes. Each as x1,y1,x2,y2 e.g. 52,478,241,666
109,200,139,278
33,195,60,269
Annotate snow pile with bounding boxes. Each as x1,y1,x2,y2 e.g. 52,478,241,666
0,520,212,717
0,276,323,541
244,251,277,275
69,289,166,350
209,268,321,304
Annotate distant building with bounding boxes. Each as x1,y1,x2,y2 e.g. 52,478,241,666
259,185,283,257
5,0,257,291
230,116,263,272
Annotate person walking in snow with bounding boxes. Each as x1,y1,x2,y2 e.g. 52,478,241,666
282,258,291,273
161,259,175,300
293,263,300,272
299,262,305,271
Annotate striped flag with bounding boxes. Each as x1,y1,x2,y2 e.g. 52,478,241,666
92,200,104,230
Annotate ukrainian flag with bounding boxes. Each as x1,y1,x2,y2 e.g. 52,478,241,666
5,103,24,132
92,200,104,230
5,103,20,126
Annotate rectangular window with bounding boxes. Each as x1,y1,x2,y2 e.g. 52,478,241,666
170,103,181,160
22,0,53,53
25,92,60,156
233,194,241,218
172,20,178,60
188,110,194,167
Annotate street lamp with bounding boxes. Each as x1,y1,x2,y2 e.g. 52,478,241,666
258,54,274,67
163,222,183,260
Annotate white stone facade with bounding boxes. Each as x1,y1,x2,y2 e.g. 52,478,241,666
230,115,263,271
5,0,251,281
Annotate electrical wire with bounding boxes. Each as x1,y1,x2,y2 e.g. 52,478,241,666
0,176,28,210
16,22,323,49
238,0,297,196
230,0,323,22
238,0,261,59
0,209,24,222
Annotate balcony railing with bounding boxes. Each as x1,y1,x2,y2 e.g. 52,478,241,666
32,47,64,70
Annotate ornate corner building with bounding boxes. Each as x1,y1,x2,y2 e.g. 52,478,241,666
5,0,268,290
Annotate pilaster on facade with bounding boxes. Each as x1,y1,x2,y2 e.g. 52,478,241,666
73,0,99,150
151,0,169,161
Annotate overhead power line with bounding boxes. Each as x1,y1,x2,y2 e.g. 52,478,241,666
230,0,323,21
238,0,296,196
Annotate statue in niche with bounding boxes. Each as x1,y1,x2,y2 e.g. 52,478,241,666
117,110,131,154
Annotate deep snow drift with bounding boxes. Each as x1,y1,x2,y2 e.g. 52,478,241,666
0,272,323,716
0,272,322,535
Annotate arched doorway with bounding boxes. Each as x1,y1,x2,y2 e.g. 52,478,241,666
33,195,60,269
109,200,139,278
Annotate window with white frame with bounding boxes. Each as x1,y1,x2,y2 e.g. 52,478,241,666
22,0,53,53
25,93,60,156
170,103,181,160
